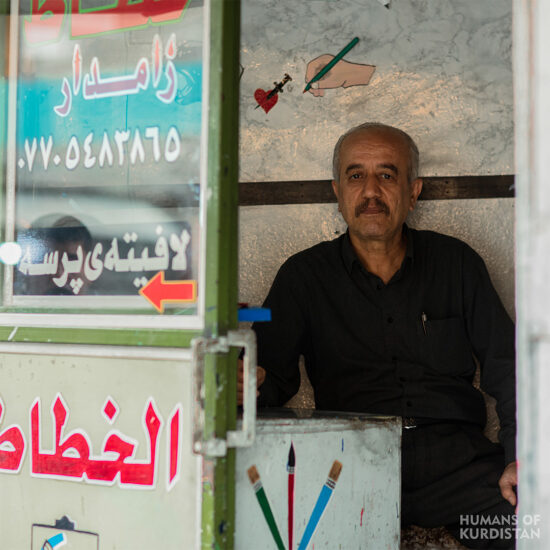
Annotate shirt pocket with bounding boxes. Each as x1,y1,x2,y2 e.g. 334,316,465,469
424,316,475,375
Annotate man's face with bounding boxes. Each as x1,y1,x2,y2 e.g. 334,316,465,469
332,129,422,244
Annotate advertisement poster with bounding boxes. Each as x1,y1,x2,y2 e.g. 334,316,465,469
0,352,200,549
6,0,205,319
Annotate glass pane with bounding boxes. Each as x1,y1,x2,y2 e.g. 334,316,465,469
2,0,206,328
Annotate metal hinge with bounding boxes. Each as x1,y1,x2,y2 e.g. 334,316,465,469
191,329,257,457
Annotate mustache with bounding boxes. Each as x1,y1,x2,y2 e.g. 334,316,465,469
355,198,389,217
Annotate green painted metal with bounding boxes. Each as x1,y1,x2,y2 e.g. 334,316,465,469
201,0,240,548
0,326,201,347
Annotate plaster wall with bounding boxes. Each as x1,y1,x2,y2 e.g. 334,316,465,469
240,0,513,180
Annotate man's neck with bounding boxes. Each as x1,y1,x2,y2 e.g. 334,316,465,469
349,228,407,284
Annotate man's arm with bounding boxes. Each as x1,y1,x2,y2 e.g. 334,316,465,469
252,256,309,407
462,245,517,499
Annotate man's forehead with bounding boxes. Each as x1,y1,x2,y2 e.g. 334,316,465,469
342,127,408,151
340,129,408,168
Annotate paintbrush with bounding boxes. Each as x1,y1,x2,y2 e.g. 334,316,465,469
297,460,343,550
247,465,286,550
287,442,296,550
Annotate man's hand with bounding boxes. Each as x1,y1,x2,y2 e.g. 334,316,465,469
499,461,518,507
237,359,266,406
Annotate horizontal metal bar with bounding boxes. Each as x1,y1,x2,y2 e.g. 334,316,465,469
0,341,192,361
0,312,202,330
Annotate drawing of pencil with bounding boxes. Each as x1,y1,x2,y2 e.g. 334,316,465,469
287,442,296,550
247,465,286,550
297,460,343,550
303,37,359,93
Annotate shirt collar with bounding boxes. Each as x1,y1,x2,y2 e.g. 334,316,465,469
341,223,414,275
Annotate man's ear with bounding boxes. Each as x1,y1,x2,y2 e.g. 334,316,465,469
331,179,340,201
409,178,423,211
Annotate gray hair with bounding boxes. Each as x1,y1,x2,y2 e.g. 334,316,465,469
332,122,419,183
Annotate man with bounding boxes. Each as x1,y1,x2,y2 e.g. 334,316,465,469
239,122,516,549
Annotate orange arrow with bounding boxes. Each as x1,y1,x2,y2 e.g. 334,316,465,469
139,271,197,313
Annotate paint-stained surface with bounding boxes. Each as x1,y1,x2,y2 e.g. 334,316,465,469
240,0,512,180
235,413,401,549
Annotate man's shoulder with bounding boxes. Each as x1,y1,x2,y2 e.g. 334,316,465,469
411,228,476,254
410,228,484,267
283,235,343,265
276,235,344,278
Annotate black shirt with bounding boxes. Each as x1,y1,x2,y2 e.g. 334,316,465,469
254,225,516,465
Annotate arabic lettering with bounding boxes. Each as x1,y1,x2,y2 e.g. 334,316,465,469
0,398,26,474
167,404,182,491
170,229,191,271
52,246,83,288
53,78,72,118
152,34,163,89
83,243,103,282
54,34,182,118
25,0,190,44
27,393,179,489
18,125,181,172
18,228,190,294
156,60,177,104
19,248,59,277
1,393,183,489
83,57,150,100
156,34,178,104
73,44,82,96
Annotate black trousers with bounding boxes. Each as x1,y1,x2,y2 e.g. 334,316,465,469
401,423,516,550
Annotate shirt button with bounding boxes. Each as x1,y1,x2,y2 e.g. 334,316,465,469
377,284,382,290
387,316,393,323
399,376,406,382
406,401,412,407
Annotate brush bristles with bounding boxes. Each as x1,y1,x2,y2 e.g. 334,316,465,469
328,460,343,482
247,465,260,484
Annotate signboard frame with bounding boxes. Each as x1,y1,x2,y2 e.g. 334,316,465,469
0,0,210,331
